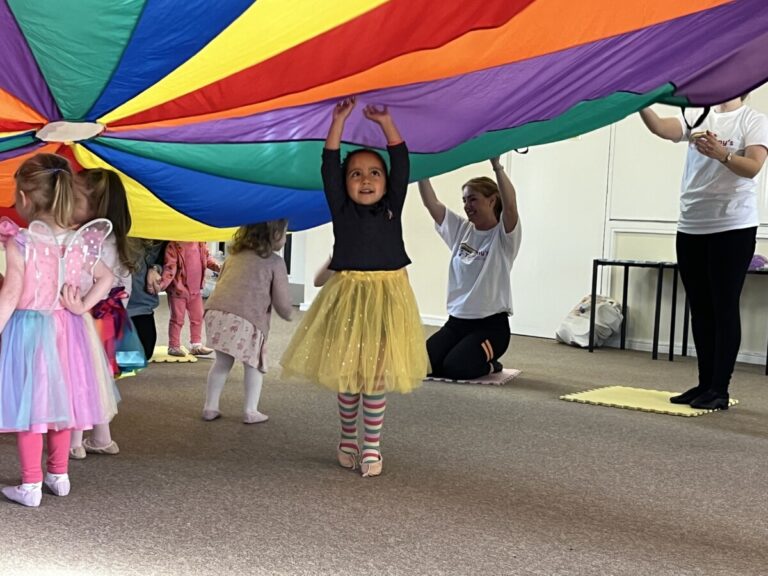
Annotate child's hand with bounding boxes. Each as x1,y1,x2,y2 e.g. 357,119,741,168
332,97,356,122
146,268,161,295
362,104,391,125
363,104,402,145
61,284,88,315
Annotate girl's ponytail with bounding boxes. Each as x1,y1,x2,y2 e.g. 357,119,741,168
78,168,138,273
51,168,75,228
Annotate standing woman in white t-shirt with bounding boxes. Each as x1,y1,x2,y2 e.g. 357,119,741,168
417,157,522,380
640,95,768,410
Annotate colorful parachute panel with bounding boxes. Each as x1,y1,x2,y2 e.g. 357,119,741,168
0,0,766,240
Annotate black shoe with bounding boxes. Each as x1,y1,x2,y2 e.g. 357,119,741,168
669,386,705,405
689,390,729,411
491,360,503,374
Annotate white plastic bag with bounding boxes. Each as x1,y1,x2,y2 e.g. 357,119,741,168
555,295,623,348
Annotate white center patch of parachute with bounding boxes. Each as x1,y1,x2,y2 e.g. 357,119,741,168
36,121,105,143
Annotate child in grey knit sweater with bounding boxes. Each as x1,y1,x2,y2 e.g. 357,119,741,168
202,220,293,423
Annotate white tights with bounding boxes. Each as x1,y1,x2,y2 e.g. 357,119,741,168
71,422,112,450
204,351,264,414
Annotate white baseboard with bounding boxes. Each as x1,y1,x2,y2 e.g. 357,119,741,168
420,314,446,327
614,337,766,367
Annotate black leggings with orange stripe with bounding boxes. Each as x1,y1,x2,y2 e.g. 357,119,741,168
427,313,511,380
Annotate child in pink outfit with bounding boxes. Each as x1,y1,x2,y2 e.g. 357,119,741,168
159,241,220,356
0,153,117,508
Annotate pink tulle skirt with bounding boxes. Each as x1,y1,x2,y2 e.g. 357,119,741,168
0,309,119,433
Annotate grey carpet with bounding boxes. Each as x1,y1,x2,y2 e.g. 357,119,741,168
1,306,768,576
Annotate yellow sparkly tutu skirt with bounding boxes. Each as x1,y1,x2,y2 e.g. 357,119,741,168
280,269,427,394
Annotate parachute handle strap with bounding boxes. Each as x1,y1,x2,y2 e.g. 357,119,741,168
681,106,710,130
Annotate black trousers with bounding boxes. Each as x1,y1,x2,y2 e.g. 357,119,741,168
676,227,756,394
130,313,158,361
427,312,511,380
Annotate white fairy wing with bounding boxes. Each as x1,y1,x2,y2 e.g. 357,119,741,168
25,220,67,310
63,218,113,294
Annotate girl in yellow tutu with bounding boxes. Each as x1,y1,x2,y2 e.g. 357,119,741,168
281,97,427,477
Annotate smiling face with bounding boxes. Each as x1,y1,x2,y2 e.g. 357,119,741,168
462,185,498,229
345,151,387,206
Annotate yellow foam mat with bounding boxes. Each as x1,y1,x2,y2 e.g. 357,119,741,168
560,386,737,417
425,368,521,386
149,346,198,363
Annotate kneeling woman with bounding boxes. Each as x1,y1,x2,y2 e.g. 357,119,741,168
418,157,521,380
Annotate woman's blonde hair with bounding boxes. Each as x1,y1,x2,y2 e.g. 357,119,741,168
463,176,501,221
230,219,288,257
14,153,75,228
77,168,139,273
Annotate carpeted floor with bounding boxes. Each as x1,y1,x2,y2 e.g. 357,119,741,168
2,303,768,576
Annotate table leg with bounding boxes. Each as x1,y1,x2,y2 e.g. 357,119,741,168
589,260,598,353
765,328,768,375
652,264,664,360
621,265,629,350
669,266,678,362
682,295,689,357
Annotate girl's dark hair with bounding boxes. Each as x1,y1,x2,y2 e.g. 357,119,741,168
78,168,138,273
463,176,502,221
230,219,288,257
341,149,392,217
341,148,389,183
14,153,75,228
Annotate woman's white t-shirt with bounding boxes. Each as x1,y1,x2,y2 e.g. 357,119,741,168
436,209,522,319
676,105,768,234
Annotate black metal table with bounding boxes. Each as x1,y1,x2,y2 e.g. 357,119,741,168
591,260,768,373
588,259,677,359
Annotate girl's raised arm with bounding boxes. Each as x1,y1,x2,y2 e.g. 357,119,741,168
325,97,356,150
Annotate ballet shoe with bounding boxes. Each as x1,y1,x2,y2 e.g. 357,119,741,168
360,457,383,478
202,409,221,421
83,438,120,455
337,449,359,470
243,411,269,424
2,484,42,507
189,345,213,356
44,473,70,497
69,445,86,460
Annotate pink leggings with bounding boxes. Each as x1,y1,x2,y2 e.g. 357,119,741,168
168,294,204,347
17,429,72,484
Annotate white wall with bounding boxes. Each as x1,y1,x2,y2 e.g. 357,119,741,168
293,86,768,364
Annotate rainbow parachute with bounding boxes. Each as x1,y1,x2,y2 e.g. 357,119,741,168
1,0,767,239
